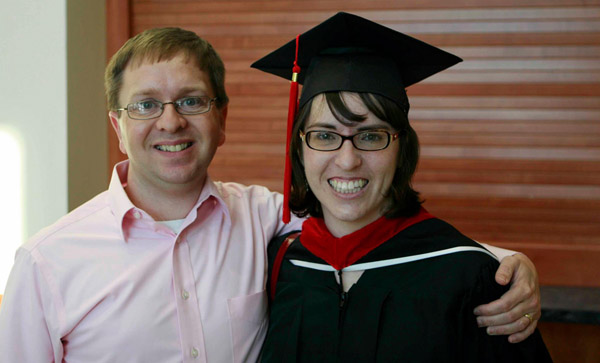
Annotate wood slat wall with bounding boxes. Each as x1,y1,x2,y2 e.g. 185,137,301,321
110,0,600,287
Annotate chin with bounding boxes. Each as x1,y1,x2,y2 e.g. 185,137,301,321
329,208,370,224
158,168,202,185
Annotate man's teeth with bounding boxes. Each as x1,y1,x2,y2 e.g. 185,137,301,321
155,142,192,152
328,179,367,194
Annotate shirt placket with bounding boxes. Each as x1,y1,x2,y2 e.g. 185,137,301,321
173,234,207,362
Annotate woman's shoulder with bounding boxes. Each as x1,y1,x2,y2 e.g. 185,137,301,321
401,217,477,246
366,217,496,267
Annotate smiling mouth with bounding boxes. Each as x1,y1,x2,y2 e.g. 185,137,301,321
154,142,193,152
328,179,368,194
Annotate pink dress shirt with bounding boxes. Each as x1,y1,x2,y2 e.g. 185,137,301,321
0,161,302,362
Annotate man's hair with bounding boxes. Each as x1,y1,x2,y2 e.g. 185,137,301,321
289,92,422,219
104,27,228,111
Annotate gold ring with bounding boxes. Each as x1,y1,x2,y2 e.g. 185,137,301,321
524,313,534,323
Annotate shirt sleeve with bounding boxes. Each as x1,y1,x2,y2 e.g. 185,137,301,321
476,242,517,260
0,247,63,362
266,188,305,240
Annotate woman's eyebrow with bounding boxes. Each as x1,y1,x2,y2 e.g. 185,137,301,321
356,124,393,132
306,122,392,132
305,122,337,130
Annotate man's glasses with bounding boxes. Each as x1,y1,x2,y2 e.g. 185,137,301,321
116,96,217,120
300,129,401,151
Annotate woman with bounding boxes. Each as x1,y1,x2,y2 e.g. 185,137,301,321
254,12,551,362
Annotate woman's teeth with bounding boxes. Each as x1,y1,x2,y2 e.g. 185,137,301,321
155,142,192,152
328,179,367,194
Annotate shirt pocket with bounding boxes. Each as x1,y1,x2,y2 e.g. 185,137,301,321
227,289,268,363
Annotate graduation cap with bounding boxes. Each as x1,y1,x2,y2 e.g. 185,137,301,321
251,12,462,223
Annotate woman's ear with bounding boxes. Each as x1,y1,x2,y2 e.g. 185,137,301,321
297,147,304,167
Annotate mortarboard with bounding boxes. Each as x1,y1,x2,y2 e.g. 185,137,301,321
251,12,462,223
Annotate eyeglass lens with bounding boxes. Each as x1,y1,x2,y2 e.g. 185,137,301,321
126,97,213,119
306,130,391,151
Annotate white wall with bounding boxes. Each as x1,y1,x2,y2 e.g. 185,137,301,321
0,0,107,294
0,0,68,292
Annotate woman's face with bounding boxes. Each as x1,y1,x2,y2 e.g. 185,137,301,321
302,93,400,237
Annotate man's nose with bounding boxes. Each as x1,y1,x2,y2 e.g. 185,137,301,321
155,103,187,132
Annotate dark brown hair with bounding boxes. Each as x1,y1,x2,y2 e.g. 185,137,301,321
105,27,228,111
289,92,422,218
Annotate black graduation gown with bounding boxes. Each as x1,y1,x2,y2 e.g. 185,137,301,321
262,218,552,362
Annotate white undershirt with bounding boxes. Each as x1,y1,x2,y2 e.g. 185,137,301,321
156,219,185,234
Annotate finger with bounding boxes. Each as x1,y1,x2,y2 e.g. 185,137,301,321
495,255,517,286
477,311,512,328
476,297,540,328
477,309,540,330
508,320,538,343
474,286,524,316
485,315,533,336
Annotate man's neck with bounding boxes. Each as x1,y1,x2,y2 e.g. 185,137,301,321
124,174,206,221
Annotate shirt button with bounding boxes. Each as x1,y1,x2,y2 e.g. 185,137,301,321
182,290,190,300
133,210,142,219
191,347,199,358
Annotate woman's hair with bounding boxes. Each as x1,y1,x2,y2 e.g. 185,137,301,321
104,27,228,112
289,92,422,219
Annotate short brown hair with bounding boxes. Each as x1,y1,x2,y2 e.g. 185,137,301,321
289,92,422,219
104,27,228,111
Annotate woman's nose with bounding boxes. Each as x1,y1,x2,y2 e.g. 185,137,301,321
334,139,362,170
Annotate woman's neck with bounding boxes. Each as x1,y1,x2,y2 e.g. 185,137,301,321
322,212,384,238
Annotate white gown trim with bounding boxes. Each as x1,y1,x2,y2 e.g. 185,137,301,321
289,246,498,272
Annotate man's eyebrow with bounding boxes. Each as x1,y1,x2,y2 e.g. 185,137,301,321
129,88,161,100
177,86,209,96
129,86,209,100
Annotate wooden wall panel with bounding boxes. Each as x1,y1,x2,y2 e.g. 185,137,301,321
106,0,132,170
537,322,600,362
114,1,600,288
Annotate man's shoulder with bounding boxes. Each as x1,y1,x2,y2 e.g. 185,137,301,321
209,180,301,232
25,191,112,252
212,181,282,202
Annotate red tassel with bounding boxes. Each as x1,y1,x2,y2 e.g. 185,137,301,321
283,35,301,224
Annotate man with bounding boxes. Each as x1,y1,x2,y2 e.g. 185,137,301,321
0,27,540,362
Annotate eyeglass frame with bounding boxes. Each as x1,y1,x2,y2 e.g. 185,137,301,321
299,129,402,152
115,96,218,120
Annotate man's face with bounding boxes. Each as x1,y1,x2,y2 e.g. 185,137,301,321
109,52,227,193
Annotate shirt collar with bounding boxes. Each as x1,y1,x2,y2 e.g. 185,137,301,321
107,160,231,242
182,174,231,229
107,160,136,234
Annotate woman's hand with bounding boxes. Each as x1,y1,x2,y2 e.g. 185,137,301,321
474,253,541,343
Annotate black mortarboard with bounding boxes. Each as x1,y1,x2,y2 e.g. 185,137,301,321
252,11,462,110
251,12,462,223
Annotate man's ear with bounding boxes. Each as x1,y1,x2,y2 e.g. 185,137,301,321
109,111,127,154
217,105,227,147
